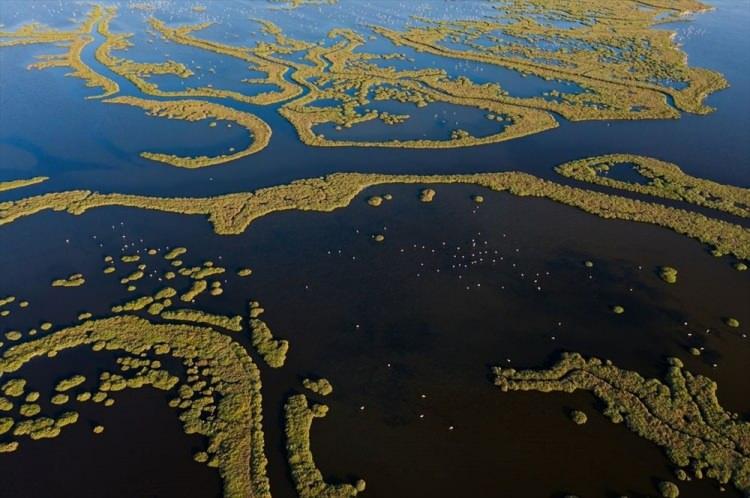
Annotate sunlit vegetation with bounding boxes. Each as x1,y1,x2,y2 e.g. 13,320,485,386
0,316,271,498
0,0,726,163
659,266,678,284
0,177,48,194
161,309,243,332
250,318,288,368
420,188,437,202
51,273,86,287
105,97,272,168
2,379,26,397
725,317,740,328
494,353,750,493
302,378,333,396
570,410,587,425
55,374,86,392
659,480,680,498
3,156,748,259
180,280,208,302
556,154,750,218
284,394,364,497
164,247,188,260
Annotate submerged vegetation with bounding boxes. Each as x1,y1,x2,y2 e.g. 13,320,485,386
494,353,750,493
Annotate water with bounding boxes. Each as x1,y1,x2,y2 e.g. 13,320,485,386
0,1,748,497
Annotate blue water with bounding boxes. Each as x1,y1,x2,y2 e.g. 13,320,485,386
0,0,747,199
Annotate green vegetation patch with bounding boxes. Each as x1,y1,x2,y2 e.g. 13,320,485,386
494,353,750,493
284,394,364,498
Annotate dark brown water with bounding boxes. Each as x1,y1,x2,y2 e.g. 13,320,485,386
1,185,746,498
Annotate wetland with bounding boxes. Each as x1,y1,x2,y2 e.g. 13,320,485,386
0,1,748,497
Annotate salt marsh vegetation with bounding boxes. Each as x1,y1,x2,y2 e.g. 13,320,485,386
2,155,748,259
494,354,750,493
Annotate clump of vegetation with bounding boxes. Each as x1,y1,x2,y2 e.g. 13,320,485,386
51,394,69,405
302,378,333,396
570,410,587,425
180,280,208,302
249,301,265,319
419,188,436,202
658,480,680,498
55,374,86,392
161,309,243,332
164,247,187,260
659,266,678,284
250,319,288,368
0,417,14,435
51,273,86,287
725,317,740,328
4,331,22,341
93,425,104,434
494,353,750,494
284,394,364,498
735,262,748,271
0,441,19,453
367,196,383,207
373,234,385,243
472,195,484,203
237,268,253,277
584,260,594,268
2,379,26,397
612,305,625,314
0,397,13,411
19,404,41,417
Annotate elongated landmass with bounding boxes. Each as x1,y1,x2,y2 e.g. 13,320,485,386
161,309,243,332
104,97,271,168
494,353,750,493
0,177,48,194
0,315,271,498
1,156,749,258
556,154,750,218
284,394,365,497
